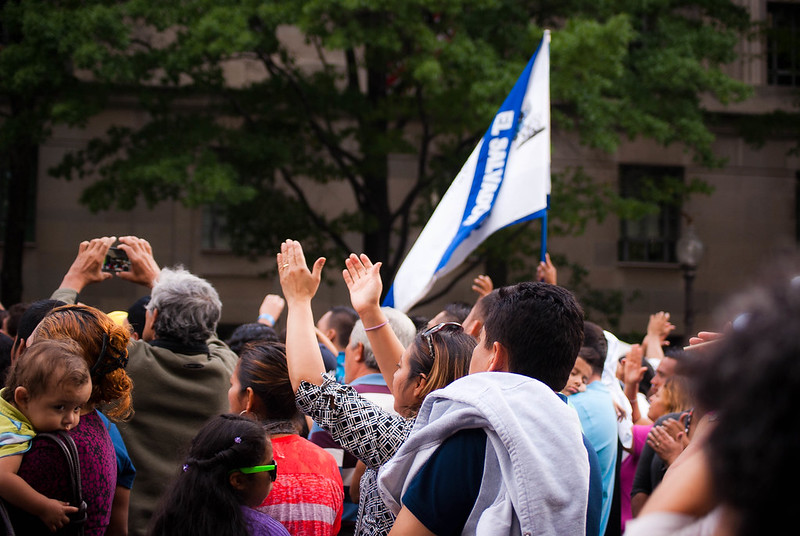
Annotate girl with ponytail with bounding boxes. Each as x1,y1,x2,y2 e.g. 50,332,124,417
148,414,289,536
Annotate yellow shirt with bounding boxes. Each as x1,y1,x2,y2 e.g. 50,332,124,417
0,389,36,457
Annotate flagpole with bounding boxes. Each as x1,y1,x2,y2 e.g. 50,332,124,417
540,29,551,266
540,206,548,264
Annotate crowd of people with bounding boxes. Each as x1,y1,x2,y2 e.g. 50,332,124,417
0,234,793,536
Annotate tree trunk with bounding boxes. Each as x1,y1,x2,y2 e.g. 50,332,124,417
1,142,37,306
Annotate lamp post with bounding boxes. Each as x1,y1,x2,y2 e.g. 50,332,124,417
676,223,704,344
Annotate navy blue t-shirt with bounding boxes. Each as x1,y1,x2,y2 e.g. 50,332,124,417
403,428,486,535
401,428,603,536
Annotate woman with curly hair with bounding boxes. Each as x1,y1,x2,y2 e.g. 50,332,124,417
7,304,134,536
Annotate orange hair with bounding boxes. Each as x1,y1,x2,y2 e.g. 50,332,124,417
33,304,134,421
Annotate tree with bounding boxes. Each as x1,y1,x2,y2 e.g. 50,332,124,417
0,0,134,304
42,0,751,301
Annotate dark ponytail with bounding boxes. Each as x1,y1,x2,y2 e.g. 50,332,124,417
148,414,268,536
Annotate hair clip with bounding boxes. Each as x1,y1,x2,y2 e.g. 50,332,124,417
182,464,189,472
234,437,242,444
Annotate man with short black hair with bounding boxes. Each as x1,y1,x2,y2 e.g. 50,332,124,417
380,281,590,536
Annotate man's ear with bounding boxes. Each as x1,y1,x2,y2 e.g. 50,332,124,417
487,341,510,372
324,328,336,344
14,387,30,410
353,342,365,363
143,308,158,342
464,320,483,339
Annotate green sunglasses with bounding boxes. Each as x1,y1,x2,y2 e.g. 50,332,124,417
229,460,277,481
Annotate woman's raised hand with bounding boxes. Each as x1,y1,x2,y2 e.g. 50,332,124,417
277,240,325,304
621,344,647,386
343,253,383,316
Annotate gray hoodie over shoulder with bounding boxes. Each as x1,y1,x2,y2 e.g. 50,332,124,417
378,372,589,536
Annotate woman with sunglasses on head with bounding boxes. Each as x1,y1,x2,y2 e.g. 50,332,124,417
227,341,343,536
277,240,475,536
148,414,289,536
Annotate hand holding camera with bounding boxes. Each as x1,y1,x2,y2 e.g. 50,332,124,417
59,236,161,292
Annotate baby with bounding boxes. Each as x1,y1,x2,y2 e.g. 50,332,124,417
0,338,91,531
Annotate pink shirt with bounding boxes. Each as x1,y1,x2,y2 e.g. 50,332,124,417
620,424,653,532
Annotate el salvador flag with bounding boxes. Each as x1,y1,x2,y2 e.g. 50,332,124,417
384,31,551,313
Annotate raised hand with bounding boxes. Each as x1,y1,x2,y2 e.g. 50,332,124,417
277,239,325,305
471,274,493,298
117,236,161,288
59,236,116,292
342,253,383,316
686,331,723,350
277,239,327,389
621,344,648,423
621,344,647,387
536,253,557,285
646,311,675,346
341,252,404,388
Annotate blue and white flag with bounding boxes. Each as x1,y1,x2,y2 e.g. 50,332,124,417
384,31,551,313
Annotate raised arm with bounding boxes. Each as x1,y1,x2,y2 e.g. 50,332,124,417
642,311,674,364
58,236,117,293
621,344,648,425
471,275,494,298
116,236,162,288
257,294,285,328
536,252,557,285
278,239,327,391
342,253,406,390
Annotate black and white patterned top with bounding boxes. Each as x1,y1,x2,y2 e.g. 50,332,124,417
296,374,415,536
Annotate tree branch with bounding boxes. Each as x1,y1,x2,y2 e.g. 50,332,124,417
257,50,364,196
278,166,353,255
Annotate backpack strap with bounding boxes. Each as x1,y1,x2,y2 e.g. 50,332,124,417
37,432,87,535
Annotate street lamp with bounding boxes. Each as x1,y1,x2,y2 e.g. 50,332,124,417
676,222,704,343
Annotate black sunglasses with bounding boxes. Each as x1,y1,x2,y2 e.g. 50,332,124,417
229,459,278,482
421,322,463,360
